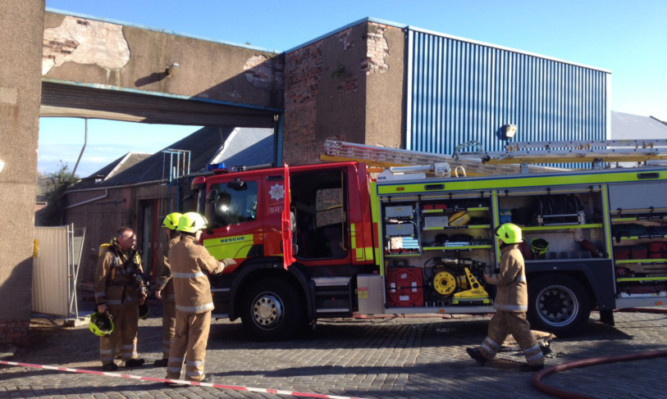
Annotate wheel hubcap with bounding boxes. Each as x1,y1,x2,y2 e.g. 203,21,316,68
537,285,579,327
252,293,283,328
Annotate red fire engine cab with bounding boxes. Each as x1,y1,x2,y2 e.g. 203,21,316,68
191,162,377,339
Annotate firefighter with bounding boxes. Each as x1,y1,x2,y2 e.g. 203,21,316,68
466,223,545,372
165,212,235,384
94,227,148,371
153,212,182,367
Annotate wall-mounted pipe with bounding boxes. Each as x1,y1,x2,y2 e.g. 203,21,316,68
65,188,108,209
72,118,88,177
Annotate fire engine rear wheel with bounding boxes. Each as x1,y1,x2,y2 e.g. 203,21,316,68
241,278,305,340
528,274,591,337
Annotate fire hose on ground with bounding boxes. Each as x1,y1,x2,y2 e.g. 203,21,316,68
532,307,667,399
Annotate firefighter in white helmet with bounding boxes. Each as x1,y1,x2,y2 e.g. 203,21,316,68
165,212,235,384
94,227,147,371
153,212,182,367
466,223,545,372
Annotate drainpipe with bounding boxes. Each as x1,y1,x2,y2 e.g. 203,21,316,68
72,118,88,177
65,188,109,209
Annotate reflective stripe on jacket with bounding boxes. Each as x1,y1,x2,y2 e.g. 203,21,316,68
168,235,223,314
488,244,528,312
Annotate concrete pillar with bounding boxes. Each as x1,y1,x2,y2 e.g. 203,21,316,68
0,0,44,344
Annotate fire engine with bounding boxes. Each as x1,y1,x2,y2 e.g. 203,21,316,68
189,139,667,339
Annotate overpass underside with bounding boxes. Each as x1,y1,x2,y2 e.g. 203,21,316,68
41,80,277,128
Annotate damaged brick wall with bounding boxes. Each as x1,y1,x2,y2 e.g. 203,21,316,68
283,44,324,165
244,54,284,90
283,21,403,164
283,24,370,165
42,16,130,75
42,11,283,110
362,24,390,75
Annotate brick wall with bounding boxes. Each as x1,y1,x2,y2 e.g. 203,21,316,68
283,21,404,165
362,24,390,75
0,320,30,345
283,44,324,164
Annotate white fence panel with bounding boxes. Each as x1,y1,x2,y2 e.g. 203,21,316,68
33,226,69,316
33,225,85,319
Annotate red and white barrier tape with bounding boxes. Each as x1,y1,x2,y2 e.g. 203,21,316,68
0,360,365,399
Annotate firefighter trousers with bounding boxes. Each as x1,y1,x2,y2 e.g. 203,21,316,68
479,311,544,366
161,299,176,359
100,302,139,365
166,310,211,381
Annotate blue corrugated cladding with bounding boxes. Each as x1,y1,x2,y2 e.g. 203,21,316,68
407,29,609,155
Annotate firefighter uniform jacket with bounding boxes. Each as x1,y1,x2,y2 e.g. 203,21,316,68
94,244,146,307
155,235,181,301
168,235,223,314
487,244,528,312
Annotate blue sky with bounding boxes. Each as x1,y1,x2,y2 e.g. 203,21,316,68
40,0,667,177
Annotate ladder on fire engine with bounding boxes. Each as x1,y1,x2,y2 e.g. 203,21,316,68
322,139,667,176
321,139,562,177
454,139,667,166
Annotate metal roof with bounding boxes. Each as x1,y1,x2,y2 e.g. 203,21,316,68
611,111,667,140
67,126,274,191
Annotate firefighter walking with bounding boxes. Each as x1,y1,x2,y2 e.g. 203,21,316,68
153,212,182,367
165,212,235,384
94,227,148,371
466,223,545,372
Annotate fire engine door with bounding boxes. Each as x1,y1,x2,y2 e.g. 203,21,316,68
204,178,261,263
290,167,350,263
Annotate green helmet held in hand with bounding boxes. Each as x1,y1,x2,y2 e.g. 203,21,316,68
89,311,114,336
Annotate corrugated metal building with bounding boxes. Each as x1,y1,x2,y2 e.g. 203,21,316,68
407,28,610,154
283,19,611,164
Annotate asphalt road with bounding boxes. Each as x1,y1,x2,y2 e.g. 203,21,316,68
1,305,666,399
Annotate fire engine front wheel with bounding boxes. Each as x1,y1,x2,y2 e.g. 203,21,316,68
241,278,305,340
528,274,591,337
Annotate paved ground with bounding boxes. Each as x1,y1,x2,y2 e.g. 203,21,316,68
1,303,666,399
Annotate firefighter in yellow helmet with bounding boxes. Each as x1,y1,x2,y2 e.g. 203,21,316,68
466,223,545,372
94,227,148,371
153,212,182,367
165,212,236,384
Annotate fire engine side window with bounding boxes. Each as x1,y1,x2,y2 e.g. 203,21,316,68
207,181,258,228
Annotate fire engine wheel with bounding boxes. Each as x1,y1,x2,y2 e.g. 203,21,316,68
432,269,458,297
528,274,591,337
241,278,305,340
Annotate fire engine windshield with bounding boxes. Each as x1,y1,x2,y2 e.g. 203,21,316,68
206,181,258,228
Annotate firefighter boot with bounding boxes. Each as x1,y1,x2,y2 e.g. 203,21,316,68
102,362,118,371
154,358,169,367
125,358,145,368
466,347,487,366
192,374,213,384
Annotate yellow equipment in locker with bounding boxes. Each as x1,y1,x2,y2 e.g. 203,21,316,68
449,210,471,226
452,268,490,305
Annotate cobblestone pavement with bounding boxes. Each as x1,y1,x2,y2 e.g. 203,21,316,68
1,305,666,399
